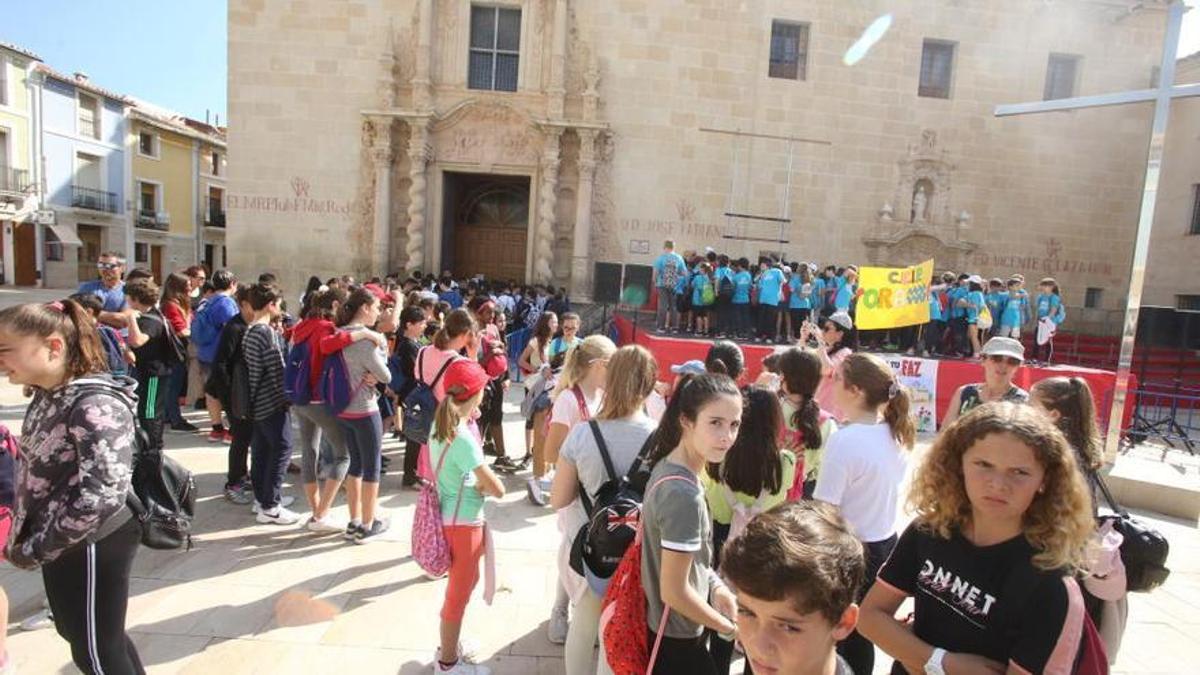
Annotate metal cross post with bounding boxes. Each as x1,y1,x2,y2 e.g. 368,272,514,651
995,0,1200,463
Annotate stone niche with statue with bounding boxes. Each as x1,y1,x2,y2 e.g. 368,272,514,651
863,128,976,270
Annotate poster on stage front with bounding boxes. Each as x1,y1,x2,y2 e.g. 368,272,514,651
878,354,939,434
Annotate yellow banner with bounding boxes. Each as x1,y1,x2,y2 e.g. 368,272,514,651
855,259,934,329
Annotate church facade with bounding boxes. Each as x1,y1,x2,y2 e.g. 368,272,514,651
228,0,1174,331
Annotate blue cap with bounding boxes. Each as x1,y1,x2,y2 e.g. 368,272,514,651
670,360,706,376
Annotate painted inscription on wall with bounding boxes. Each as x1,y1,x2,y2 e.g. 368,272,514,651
228,177,353,216
972,239,1114,277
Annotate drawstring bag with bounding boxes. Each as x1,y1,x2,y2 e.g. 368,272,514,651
412,438,468,578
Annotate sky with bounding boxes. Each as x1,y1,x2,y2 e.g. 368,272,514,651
0,0,1196,125
2,0,226,122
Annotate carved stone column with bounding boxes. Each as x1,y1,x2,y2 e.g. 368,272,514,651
534,129,562,282
369,118,393,275
547,0,568,120
412,0,434,110
406,122,432,273
571,129,598,300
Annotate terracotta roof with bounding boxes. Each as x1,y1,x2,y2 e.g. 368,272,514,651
129,106,226,147
34,64,131,104
0,40,41,61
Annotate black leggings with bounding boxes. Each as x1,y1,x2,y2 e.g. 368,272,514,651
838,534,898,675
42,516,145,675
649,630,717,675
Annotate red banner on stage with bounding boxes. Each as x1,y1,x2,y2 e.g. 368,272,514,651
613,315,1134,432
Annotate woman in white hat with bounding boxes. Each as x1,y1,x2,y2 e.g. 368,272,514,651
942,336,1030,427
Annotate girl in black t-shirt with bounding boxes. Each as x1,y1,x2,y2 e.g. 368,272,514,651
858,402,1095,675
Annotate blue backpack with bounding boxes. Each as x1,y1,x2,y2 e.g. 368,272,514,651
402,348,460,445
318,350,357,416
284,336,316,406
97,325,127,376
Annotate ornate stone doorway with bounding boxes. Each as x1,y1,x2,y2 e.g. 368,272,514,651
442,172,530,282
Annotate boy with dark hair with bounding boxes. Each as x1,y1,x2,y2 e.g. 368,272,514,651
241,282,298,525
210,286,254,504
122,278,182,452
721,501,865,675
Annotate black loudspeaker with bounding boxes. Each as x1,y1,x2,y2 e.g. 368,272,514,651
623,264,653,308
1136,306,1183,349
593,262,622,304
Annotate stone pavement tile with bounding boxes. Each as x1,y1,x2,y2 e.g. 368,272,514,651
127,579,224,636
130,632,212,674
5,622,76,673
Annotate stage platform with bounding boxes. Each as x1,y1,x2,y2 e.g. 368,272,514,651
612,313,1135,432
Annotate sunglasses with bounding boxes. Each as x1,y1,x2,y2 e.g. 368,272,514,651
985,355,1022,367
97,262,121,271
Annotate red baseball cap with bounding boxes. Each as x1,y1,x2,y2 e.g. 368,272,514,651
443,359,489,402
363,283,392,304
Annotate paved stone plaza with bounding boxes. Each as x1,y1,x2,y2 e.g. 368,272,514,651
0,298,1195,673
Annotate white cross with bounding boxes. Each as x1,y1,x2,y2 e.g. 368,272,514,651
994,0,1200,462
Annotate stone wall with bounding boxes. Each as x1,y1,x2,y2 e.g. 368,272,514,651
228,0,1179,328
1144,53,1200,310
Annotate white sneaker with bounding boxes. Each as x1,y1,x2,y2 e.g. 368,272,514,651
525,478,547,506
251,495,295,514
434,640,479,665
547,606,569,645
434,658,490,674
305,514,343,533
256,506,301,525
19,608,53,631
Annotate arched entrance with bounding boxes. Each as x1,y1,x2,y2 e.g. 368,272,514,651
442,172,530,281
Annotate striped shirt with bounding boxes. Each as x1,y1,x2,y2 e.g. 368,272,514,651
242,323,288,421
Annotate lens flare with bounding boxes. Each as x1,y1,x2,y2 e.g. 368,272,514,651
844,13,893,66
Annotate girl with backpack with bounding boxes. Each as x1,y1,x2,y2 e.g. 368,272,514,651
551,345,659,675
640,373,742,674
814,352,915,674
334,287,394,543
690,262,715,337
0,300,145,674
429,359,506,675
777,347,839,498
703,386,796,675
859,402,1098,675
293,288,380,531
534,336,617,646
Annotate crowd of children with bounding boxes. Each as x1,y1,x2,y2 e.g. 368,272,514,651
0,250,1135,675
651,240,1069,364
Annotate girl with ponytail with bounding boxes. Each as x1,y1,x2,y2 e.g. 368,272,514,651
0,301,144,672
814,352,915,675
777,347,840,498
1031,376,1103,509
427,359,505,674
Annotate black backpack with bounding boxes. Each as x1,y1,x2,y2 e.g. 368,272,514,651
141,309,186,365
1091,469,1170,592
718,272,734,300
125,425,196,550
569,421,653,580
75,384,195,550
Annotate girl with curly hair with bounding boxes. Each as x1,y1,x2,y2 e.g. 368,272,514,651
858,402,1096,675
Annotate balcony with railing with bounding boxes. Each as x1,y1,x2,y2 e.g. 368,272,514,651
136,209,170,231
0,167,32,195
206,198,226,228
71,185,118,213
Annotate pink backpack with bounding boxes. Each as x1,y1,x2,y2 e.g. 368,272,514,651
411,437,469,578
0,424,20,560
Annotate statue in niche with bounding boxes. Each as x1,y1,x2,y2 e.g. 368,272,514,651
911,184,929,223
